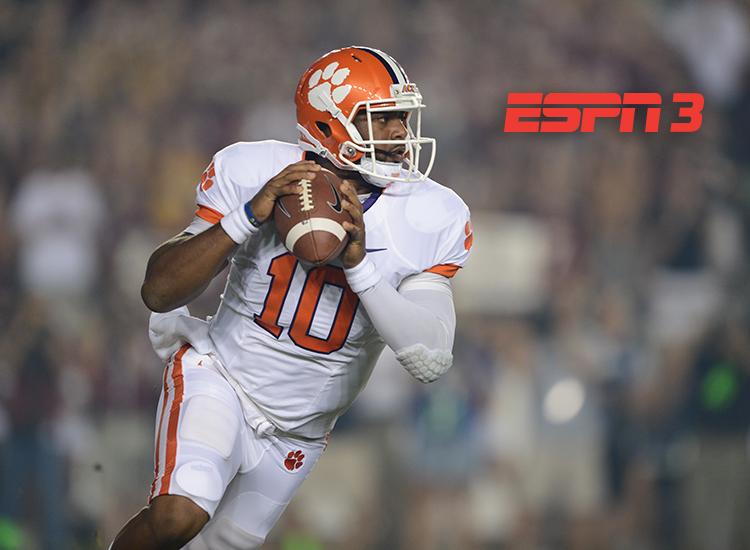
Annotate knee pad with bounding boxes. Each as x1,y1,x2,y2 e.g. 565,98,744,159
173,460,225,507
199,517,265,550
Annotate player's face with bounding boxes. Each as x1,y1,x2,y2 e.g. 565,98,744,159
353,110,409,163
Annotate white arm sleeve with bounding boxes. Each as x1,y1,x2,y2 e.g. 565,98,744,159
347,262,456,383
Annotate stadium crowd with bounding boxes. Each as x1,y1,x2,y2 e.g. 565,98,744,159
0,1,749,549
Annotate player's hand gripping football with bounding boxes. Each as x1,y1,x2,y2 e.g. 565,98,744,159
339,181,366,269
249,161,321,224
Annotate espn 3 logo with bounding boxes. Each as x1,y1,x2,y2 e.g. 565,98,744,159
503,92,704,133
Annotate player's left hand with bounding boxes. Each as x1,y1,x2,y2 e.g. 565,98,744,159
339,181,366,269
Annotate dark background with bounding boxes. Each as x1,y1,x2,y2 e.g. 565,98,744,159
1,1,749,549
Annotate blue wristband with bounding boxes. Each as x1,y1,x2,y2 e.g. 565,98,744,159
244,201,263,228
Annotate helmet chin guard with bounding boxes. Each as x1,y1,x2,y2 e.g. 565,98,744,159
296,47,437,186
358,158,404,187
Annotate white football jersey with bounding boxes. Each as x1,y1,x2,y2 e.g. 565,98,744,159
185,140,472,438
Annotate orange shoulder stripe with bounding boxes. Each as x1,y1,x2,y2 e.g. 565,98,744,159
425,264,460,278
195,205,223,224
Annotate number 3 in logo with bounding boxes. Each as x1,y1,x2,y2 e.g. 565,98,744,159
254,253,359,354
671,93,704,133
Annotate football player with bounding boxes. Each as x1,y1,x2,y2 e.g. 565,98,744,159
110,46,472,550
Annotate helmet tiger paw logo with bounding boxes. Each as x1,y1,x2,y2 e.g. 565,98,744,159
307,62,352,113
284,450,305,471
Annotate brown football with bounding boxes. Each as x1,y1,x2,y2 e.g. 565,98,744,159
274,169,352,265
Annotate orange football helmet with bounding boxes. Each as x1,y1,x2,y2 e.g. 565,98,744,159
295,46,436,185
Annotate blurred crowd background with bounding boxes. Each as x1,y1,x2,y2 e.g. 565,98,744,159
1,0,749,549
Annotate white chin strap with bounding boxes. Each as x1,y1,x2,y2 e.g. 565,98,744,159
359,157,404,187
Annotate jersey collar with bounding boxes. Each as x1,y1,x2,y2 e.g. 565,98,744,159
361,189,382,213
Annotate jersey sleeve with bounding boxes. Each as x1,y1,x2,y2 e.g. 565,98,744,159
424,202,473,279
183,141,300,235
184,153,242,235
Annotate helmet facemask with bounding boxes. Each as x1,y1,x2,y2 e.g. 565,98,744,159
297,85,436,186
338,87,436,186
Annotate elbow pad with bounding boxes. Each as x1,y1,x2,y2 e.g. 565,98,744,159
395,343,453,383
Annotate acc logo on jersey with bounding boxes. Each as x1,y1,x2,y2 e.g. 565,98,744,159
307,62,352,113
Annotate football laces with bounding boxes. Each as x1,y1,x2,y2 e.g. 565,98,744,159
299,179,314,212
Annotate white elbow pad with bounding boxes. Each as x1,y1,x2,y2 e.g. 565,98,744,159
395,343,453,383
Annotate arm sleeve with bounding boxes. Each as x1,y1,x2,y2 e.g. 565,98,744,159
363,272,455,352
344,202,471,383
351,268,457,383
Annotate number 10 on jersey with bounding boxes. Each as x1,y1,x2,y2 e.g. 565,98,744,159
254,253,360,354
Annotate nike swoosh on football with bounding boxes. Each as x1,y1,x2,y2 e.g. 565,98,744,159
327,182,342,213
365,247,387,252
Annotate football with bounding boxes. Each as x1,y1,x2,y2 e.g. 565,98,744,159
274,168,352,265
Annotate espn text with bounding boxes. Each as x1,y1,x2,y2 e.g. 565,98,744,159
503,92,704,133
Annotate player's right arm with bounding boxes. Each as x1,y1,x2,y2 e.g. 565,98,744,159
141,159,319,313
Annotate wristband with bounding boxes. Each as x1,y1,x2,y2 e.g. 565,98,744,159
243,202,263,228
344,255,383,293
220,201,261,244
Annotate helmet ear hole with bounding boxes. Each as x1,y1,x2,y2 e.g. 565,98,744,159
315,121,332,138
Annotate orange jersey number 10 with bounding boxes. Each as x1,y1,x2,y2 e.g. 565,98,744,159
254,253,360,354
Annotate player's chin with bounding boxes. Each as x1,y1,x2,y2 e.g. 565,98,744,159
375,151,405,163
